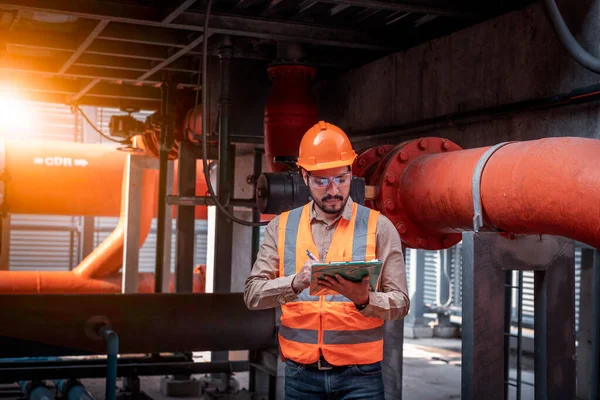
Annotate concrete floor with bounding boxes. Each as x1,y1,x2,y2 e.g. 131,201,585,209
5,338,535,399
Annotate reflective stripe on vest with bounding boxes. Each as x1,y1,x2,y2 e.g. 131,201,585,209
279,325,319,344
277,201,384,366
324,326,383,345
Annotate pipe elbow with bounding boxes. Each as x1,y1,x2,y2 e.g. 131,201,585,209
99,327,119,356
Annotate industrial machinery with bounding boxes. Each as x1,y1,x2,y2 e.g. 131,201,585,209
0,3,599,400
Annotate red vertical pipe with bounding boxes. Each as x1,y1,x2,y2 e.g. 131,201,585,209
264,65,318,172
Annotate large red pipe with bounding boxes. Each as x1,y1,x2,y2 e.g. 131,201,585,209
357,137,600,250
264,65,318,172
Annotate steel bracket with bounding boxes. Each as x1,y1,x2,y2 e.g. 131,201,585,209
471,142,514,232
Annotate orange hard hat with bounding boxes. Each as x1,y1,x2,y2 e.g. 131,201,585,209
296,121,356,171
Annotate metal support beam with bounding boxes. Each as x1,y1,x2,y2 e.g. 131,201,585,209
461,233,575,400
502,270,513,400
162,0,198,23
251,149,262,266
136,33,208,81
167,196,256,208
214,36,234,293
330,4,350,15
249,348,284,400
212,38,235,367
81,217,95,259
0,56,199,89
175,141,197,293
316,0,484,18
383,319,404,399
71,78,101,102
534,256,576,400
58,20,109,74
0,293,277,357
98,22,191,47
0,0,396,50
578,248,595,400
162,160,174,293
0,360,250,382
590,249,600,400
122,154,143,293
461,233,505,400
76,53,197,73
155,78,176,293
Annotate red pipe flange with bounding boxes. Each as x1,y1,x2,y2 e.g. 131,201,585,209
354,138,463,250
353,145,395,208
379,138,462,249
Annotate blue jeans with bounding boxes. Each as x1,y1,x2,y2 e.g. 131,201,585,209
284,359,385,400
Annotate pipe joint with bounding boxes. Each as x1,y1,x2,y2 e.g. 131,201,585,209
99,326,119,356
353,138,463,250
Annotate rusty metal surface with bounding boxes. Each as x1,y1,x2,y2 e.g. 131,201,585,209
0,293,276,357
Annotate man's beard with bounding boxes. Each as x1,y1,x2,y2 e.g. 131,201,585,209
312,192,348,215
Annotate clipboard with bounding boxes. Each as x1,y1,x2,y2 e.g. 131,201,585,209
309,260,383,296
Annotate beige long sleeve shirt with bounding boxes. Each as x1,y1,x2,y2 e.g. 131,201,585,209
244,197,410,320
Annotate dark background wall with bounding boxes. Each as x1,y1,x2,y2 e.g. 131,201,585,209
315,0,600,150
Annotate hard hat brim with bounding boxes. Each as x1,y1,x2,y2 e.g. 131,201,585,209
296,158,355,172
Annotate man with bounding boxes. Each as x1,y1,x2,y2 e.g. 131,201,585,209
244,121,409,399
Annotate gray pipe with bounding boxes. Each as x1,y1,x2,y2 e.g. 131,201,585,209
56,380,96,400
20,381,55,400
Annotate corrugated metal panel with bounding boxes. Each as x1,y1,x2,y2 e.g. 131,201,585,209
450,243,463,307
405,248,412,288
518,247,580,329
9,214,80,271
22,100,82,142
575,247,582,333
520,271,535,328
423,250,439,307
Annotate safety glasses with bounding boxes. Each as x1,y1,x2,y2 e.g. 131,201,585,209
307,171,352,189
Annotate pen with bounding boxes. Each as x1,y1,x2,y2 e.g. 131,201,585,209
306,249,318,261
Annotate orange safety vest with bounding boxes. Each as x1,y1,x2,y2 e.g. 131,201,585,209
277,202,384,366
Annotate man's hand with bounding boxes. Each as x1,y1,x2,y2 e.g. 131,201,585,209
292,260,315,293
318,274,370,305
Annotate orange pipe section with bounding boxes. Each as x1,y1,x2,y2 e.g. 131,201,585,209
399,137,600,249
4,139,209,219
5,140,126,216
0,270,205,293
71,168,157,279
